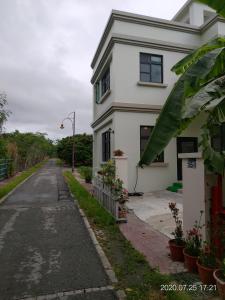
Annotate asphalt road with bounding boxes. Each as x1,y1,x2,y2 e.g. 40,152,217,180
0,160,118,300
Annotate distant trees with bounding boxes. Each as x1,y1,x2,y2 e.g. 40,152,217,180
1,131,56,173
57,134,92,167
0,92,10,134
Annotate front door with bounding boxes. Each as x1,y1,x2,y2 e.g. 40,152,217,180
177,137,198,181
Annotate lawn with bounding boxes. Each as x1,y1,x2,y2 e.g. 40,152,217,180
0,160,47,201
64,171,191,300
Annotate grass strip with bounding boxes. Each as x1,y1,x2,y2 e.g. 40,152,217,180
0,160,47,200
64,171,190,300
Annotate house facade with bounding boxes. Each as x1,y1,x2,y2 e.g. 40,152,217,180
91,0,225,193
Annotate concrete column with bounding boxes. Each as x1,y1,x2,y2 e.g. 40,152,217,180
179,153,210,240
114,156,128,190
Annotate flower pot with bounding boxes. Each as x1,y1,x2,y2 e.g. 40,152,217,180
213,269,225,300
169,239,185,262
197,260,216,285
183,249,198,273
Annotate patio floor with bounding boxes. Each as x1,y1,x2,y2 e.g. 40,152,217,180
126,190,183,239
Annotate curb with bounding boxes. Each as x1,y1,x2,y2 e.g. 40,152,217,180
0,172,36,205
69,191,126,300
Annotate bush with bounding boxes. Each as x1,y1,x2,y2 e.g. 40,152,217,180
79,166,92,183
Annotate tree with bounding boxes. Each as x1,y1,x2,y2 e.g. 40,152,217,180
0,92,10,134
57,134,92,167
139,0,225,174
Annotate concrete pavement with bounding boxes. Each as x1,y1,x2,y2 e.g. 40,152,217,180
0,160,118,300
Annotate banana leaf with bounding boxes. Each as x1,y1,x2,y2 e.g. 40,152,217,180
198,0,225,18
139,47,225,167
182,75,225,119
172,37,225,75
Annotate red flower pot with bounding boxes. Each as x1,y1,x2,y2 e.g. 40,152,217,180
197,260,216,285
183,249,198,273
213,269,225,300
169,239,185,262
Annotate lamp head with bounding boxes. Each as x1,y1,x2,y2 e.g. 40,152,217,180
60,123,64,129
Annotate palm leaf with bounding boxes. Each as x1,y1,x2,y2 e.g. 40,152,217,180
198,0,225,18
139,48,225,167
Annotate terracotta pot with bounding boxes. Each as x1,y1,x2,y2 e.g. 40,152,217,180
169,239,185,262
183,249,198,273
197,260,216,285
213,269,225,300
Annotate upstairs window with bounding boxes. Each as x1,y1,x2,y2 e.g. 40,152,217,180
140,53,163,83
101,68,110,96
95,82,100,104
140,126,164,162
102,131,111,162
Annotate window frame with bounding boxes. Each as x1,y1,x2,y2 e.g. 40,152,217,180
140,126,164,163
102,131,111,162
140,53,163,84
101,68,110,96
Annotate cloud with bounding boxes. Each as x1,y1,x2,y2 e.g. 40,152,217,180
0,0,186,139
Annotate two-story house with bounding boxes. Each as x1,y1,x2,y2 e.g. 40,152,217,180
91,0,224,193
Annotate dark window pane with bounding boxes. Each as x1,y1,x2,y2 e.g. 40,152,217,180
140,126,164,162
140,63,150,73
140,73,150,82
151,56,162,63
95,82,100,103
151,64,162,83
140,126,151,138
102,131,111,162
140,53,151,63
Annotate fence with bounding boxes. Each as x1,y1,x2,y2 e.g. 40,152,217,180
93,176,127,222
0,159,12,181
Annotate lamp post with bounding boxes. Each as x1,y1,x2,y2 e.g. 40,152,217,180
60,112,75,172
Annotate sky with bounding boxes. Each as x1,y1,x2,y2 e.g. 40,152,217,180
1,0,187,140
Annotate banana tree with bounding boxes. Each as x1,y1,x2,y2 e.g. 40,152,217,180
139,1,225,173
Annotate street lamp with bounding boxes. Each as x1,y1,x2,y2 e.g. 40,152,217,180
60,112,75,172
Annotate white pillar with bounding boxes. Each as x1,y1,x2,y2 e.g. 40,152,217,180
114,156,128,190
178,153,215,241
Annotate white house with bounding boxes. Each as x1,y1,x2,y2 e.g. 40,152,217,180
91,0,224,193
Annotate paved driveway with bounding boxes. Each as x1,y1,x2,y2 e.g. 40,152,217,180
0,160,117,300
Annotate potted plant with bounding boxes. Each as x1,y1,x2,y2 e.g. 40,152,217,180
197,242,217,284
113,149,124,157
168,202,185,262
82,167,92,183
183,211,204,273
214,258,225,299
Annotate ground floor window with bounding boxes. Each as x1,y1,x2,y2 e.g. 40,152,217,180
140,126,164,162
102,131,111,162
211,123,225,152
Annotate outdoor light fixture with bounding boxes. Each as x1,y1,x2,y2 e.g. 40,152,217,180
59,112,76,172
108,127,114,134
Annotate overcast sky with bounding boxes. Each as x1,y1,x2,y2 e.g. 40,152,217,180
1,0,186,140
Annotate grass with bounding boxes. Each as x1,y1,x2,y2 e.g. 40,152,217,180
64,171,191,300
0,160,47,201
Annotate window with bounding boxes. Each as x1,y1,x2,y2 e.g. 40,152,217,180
95,82,100,103
140,53,163,83
102,131,111,162
101,68,110,96
140,126,164,162
211,123,225,152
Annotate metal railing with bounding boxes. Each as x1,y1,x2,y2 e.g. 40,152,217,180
0,159,12,181
93,176,127,222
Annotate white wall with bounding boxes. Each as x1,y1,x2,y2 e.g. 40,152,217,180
113,43,186,105
113,111,204,193
189,2,215,26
